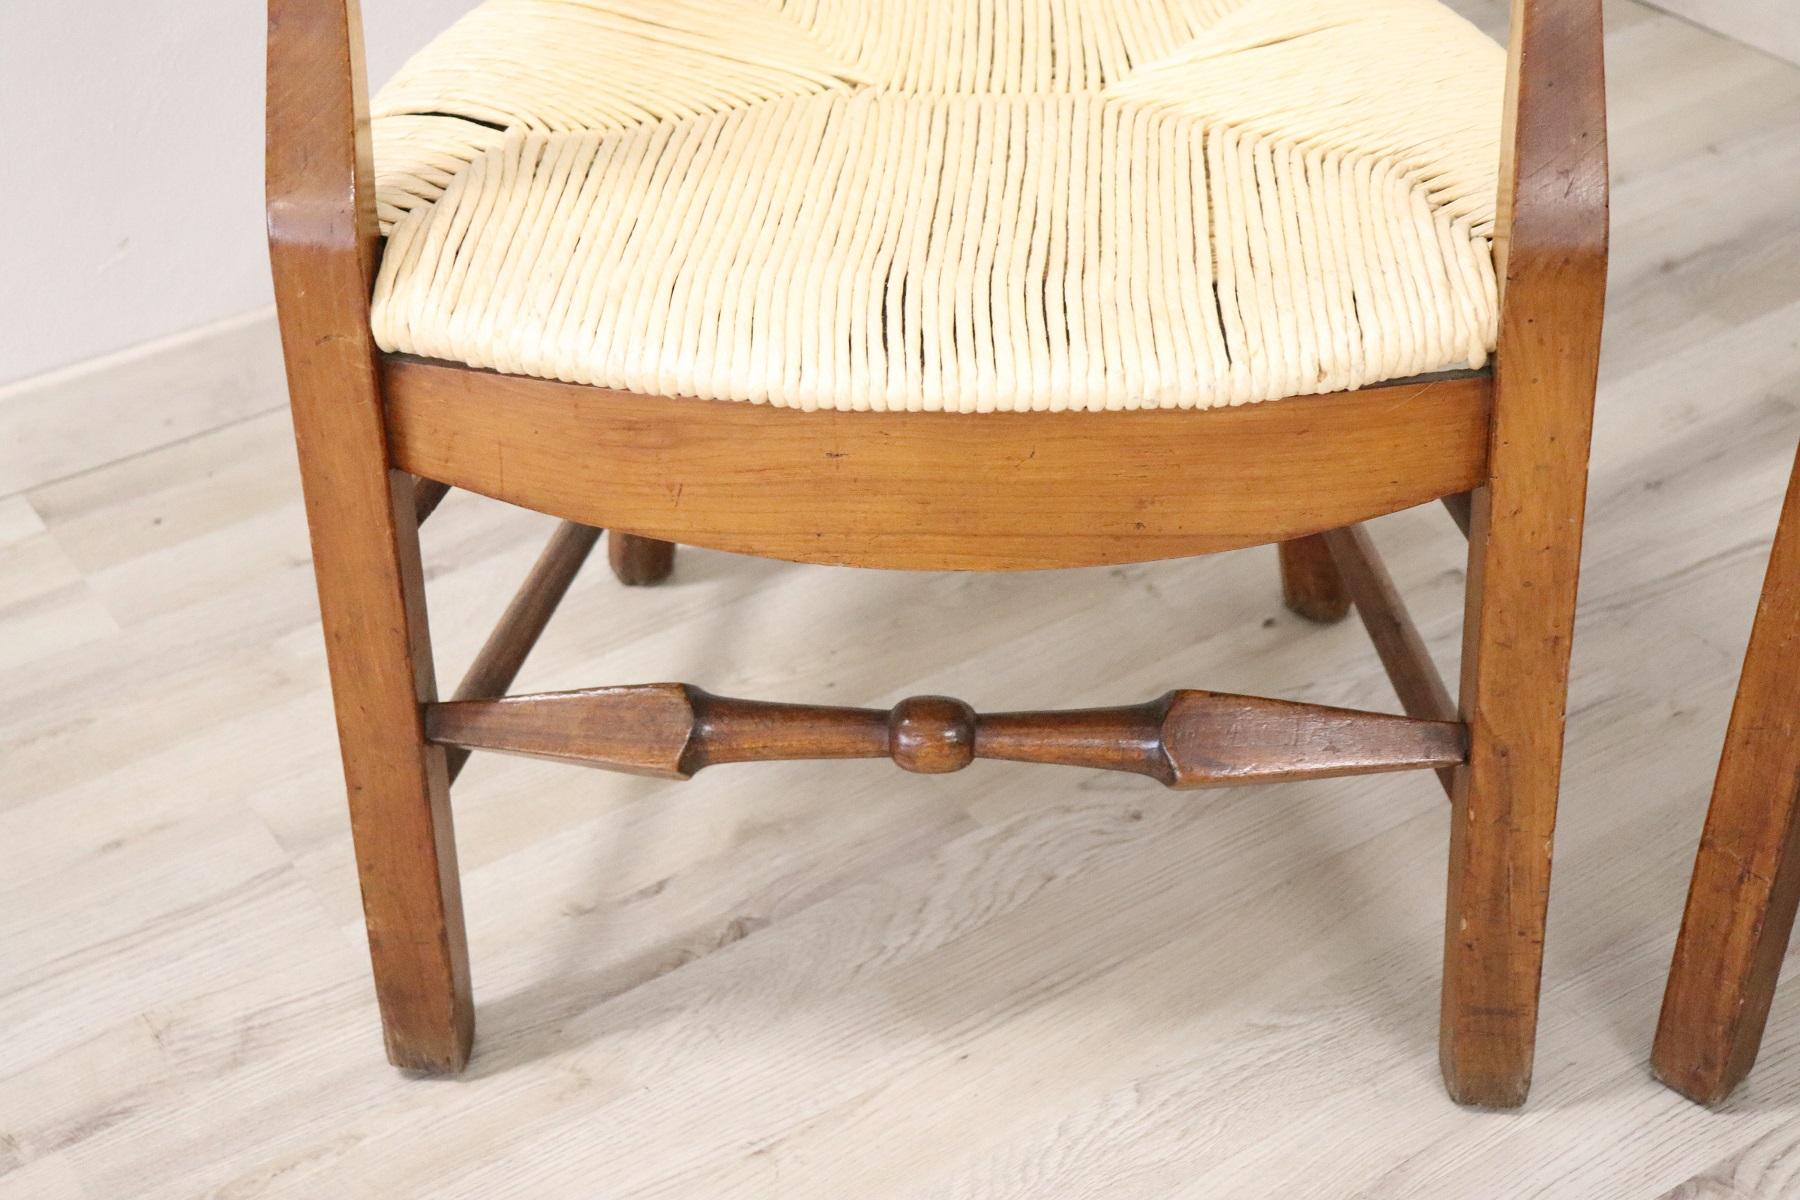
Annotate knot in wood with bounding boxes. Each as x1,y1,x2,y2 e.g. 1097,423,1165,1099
888,696,977,774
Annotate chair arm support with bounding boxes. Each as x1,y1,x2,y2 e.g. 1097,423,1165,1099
1497,0,1610,299
266,0,378,293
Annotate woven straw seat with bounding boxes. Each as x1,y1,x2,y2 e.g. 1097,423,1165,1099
369,0,1504,412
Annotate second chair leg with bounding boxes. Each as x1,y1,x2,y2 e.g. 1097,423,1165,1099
1278,535,1351,623
609,533,676,586
1652,451,1800,1105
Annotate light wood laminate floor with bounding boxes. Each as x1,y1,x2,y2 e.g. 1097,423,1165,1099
3,2,1800,1195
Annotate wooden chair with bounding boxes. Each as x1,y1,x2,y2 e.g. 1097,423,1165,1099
266,0,1606,1106
1654,446,1800,1105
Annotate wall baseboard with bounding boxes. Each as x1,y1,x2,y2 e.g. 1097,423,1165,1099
0,308,285,497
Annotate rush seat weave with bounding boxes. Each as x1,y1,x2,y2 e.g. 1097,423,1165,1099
368,0,1504,412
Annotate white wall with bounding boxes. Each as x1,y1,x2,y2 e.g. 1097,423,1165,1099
0,1,470,386
1649,0,1800,67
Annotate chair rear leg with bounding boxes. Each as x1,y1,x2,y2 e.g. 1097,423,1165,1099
610,533,676,586
1278,535,1351,623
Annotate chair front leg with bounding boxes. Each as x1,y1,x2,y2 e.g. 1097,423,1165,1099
306,467,474,1074
267,0,474,1072
1439,460,1591,1106
1440,0,1607,1106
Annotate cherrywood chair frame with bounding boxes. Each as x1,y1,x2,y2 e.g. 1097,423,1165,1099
267,0,1606,1105
1653,446,1800,1105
